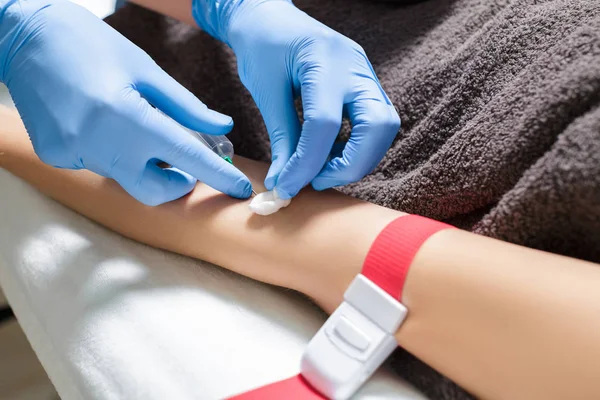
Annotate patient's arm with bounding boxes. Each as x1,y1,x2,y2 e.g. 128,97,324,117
2,105,600,400
0,107,397,310
129,0,196,25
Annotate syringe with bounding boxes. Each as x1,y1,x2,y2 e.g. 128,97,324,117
195,132,235,165
157,109,256,196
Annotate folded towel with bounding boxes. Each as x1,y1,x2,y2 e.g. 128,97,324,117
106,1,600,398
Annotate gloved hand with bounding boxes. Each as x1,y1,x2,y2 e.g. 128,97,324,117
193,0,401,199
0,0,252,206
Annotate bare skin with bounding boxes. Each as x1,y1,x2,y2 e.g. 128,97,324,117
129,0,196,25
2,105,600,400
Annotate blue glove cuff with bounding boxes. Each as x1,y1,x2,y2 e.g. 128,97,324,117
0,0,58,83
0,0,22,82
191,0,292,46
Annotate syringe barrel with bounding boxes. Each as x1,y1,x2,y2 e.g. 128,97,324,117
156,109,235,160
196,132,235,160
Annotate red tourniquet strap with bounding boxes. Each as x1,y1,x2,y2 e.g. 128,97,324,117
362,214,452,301
228,215,453,400
228,375,326,400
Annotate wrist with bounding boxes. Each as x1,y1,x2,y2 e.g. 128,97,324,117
191,0,292,46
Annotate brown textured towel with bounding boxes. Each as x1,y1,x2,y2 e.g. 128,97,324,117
106,1,600,398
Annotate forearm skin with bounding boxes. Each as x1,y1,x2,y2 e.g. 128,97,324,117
2,106,600,400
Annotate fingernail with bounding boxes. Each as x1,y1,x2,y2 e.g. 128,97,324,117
235,179,253,199
311,173,342,191
311,180,328,191
274,186,293,200
208,109,234,127
264,175,276,191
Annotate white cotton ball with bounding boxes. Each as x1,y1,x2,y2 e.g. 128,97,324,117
248,188,291,216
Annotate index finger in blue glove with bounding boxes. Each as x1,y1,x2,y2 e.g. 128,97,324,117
274,66,344,200
137,66,234,135
311,80,400,191
113,162,198,207
148,109,252,199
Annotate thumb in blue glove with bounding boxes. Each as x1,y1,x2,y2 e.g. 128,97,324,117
0,0,252,206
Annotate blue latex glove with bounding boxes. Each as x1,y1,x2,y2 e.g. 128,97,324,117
193,0,401,199
0,0,252,206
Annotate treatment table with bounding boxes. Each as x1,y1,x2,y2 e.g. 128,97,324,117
0,168,428,399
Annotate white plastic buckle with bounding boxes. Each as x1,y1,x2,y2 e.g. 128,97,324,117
301,274,408,399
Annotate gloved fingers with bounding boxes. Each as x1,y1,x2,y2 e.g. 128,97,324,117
149,110,252,199
312,97,400,191
312,72,399,190
113,162,197,207
356,50,394,106
255,85,301,191
274,66,344,199
137,68,234,135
